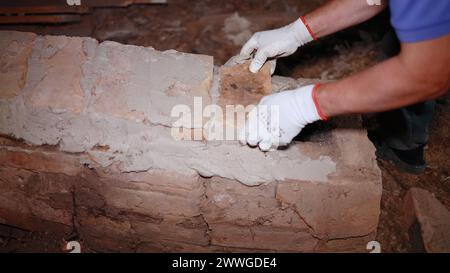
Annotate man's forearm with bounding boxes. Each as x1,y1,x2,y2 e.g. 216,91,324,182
305,0,387,38
316,58,432,116
316,35,450,117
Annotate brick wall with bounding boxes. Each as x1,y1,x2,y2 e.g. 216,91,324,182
0,31,382,252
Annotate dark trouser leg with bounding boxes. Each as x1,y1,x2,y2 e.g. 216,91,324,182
378,102,436,151
378,29,436,152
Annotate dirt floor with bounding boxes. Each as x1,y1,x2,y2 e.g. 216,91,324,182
0,0,449,253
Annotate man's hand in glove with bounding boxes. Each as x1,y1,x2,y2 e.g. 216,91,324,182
239,85,327,151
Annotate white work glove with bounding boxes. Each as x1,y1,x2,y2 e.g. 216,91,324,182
240,17,316,73
239,85,326,152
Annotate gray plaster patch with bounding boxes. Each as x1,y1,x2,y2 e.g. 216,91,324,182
0,31,337,186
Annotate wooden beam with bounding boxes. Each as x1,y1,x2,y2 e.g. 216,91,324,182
85,0,167,7
0,0,167,14
0,6,90,15
0,0,89,15
0,0,167,25
0,14,81,24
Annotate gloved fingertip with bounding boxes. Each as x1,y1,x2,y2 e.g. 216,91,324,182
247,138,259,147
249,61,262,74
238,128,247,146
240,37,257,58
259,141,272,152
269,60,277,75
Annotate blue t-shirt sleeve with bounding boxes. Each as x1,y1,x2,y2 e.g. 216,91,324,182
390,0,450,43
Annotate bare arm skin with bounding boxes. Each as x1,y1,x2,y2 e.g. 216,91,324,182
316,34,450,117
305,0,387,38
240,0,449,151
304,0,450,117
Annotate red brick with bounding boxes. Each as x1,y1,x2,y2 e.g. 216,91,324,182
89,42,213,125
276,178,381,240
25,36,86,114
203,177,318,251
404,188,450,253
0,147,82,176
0,166,74,233
0,31,35,99
219,59,272,99
209,223,318,252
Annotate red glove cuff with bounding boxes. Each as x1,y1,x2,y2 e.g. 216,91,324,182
300,16,318,41
312,84,328,121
